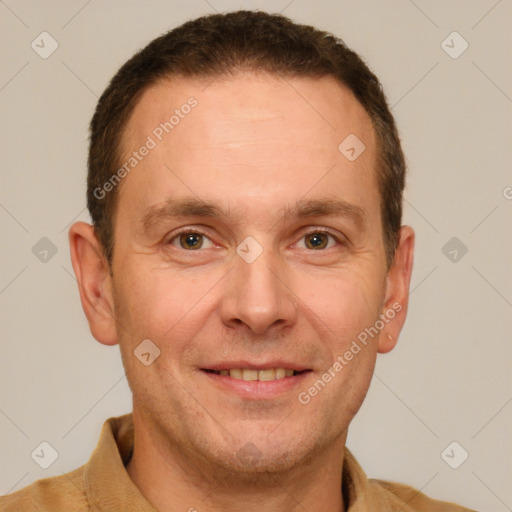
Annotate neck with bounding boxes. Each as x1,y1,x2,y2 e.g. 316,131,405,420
126,411,347,512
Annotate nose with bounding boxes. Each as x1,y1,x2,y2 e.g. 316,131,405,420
220,247,298,335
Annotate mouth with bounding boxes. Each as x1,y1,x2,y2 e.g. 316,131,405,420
201,368,311,381
199,364,313,400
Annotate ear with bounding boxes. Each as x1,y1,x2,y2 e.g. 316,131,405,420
68,221,118,346
378,225,415,354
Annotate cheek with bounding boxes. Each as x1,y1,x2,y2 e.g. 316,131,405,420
296,266,385,344
113,264,222,346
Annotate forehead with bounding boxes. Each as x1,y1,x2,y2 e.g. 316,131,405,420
123,72,375,155
118,72,379,230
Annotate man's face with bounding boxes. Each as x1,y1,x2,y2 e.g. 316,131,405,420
110,73,391,473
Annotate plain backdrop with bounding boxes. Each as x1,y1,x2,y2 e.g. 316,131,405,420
1,1,511,510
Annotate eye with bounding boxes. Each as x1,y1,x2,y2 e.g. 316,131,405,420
168,230,215,250
296,230,340,250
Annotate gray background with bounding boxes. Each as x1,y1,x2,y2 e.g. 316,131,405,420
1,1,511,510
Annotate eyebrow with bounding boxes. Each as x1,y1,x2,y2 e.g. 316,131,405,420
139,196,366,233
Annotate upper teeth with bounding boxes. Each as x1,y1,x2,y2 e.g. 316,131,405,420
216,368,295,381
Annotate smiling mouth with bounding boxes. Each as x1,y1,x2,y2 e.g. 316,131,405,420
202,368,311,382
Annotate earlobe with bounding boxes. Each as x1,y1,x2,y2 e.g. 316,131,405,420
68,221,118,346
378,225,415,354
378,332,396,354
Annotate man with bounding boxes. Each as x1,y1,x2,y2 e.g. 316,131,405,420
1,10,476,512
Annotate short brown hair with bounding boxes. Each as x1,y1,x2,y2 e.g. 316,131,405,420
88,10,406,268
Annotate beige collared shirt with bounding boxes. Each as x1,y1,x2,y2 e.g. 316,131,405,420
0,414,476,511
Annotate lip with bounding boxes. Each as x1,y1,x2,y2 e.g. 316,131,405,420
200,368,313,400
202,361,310,372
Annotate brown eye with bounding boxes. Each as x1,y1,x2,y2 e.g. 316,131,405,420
168,231,214,250
180,233,203,250
305,232,328,249
298,231,338,250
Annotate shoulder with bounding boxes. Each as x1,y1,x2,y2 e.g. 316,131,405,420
369,478,478,511
0,466,89,512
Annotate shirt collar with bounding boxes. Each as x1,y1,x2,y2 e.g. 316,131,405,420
84,414,156,511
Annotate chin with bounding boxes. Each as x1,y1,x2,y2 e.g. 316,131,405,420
196,426,328,479
215,444,315,477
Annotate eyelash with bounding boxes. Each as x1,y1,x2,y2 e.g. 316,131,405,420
166,227,344,251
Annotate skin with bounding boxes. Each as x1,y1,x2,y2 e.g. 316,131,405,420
69,72,414,512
